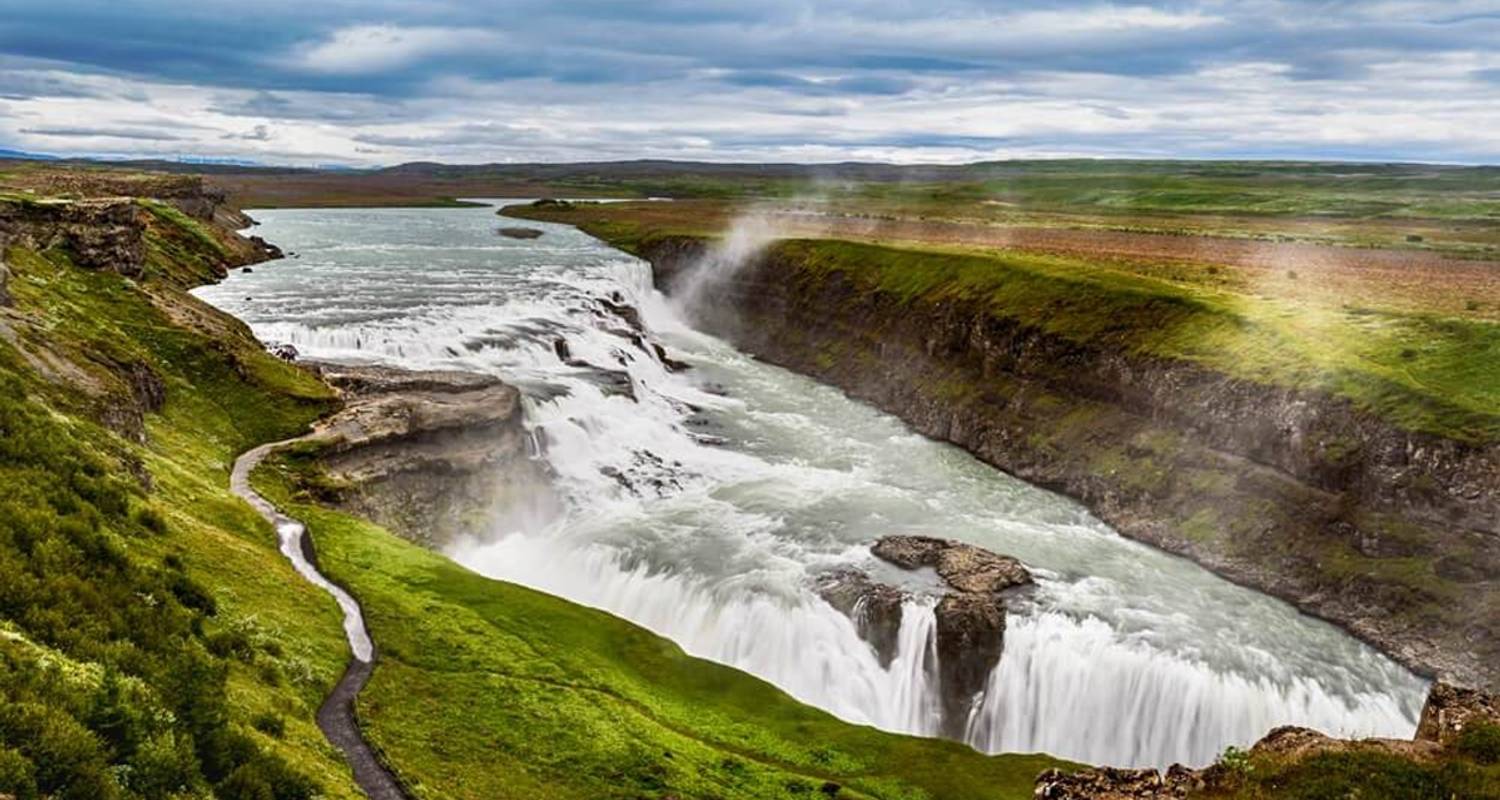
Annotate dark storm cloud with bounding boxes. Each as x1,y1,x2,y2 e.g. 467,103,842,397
19,126,186,141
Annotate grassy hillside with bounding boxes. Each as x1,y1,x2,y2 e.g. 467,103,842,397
251,449,1069,800
0,193,358,799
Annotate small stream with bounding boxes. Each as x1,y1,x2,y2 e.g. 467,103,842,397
199,203,1428,768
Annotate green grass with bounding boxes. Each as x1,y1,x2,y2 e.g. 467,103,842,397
0,207,356,798
251,452,1072,800
758,238,1499,441
1206,745,1500,799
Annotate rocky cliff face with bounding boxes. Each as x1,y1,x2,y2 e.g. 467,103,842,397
297,362,555,549
0,198,148,275
638,235,1499,691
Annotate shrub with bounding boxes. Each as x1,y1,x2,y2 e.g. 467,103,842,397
0,747,38,800
251,713,286,739
1456,721,1500,764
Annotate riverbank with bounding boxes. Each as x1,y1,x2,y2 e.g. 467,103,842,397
503,200,1499,692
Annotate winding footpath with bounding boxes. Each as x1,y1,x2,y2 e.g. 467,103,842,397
231,439,411,800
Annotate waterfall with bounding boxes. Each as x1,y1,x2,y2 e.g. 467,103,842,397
196,204,1428,770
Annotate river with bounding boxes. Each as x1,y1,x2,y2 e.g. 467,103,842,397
195,202,1427,768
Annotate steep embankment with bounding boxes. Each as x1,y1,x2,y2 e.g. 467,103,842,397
502,199,1497,691
0,177,360,798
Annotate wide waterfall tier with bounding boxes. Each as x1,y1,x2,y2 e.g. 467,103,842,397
196,203,1429,768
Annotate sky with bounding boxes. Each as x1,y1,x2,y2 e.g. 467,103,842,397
0,0,1497,166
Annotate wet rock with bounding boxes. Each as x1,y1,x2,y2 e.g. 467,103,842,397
242,266,254,274
498,226,545,239
654,342,691,372
600,297,644,331
873,535,1033,594
819,536,1031,737
1417,682,1500,745
268,343,299,362
815,570,907,667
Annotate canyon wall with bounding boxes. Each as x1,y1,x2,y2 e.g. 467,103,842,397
638,235,1499,690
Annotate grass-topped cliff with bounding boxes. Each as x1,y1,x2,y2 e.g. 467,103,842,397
0,165,1071,798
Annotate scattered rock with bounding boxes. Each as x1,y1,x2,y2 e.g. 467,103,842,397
268,343,299,362
1418,682,1500,746
498,227,545,239
1035,764,1202,799
1035,682,1500,798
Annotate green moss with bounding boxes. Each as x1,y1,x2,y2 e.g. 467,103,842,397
250,453,1074,800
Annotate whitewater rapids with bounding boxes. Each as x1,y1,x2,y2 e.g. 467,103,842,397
197,203,1427,768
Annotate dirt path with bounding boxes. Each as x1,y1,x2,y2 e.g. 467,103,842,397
231,440,411,800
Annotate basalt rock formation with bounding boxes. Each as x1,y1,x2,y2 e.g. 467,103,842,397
637,235,1500,691
299,362,555,548
818,535,1031,737
0,198,147,275
1034,681,1500,799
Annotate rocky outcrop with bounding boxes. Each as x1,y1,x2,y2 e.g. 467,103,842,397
0,198,146,275
1417,682,1500,746
1035,681,1496,798
0,257,11,307
299,362,555,548
638,235,1500,690
818,535,1031,737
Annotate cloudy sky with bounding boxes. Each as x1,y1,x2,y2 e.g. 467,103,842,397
0,0,1497,165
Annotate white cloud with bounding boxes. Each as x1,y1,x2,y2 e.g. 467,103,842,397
290,24,500,75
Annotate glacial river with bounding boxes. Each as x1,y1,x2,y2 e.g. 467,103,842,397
196,202,1427,768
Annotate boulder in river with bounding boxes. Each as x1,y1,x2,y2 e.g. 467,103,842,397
817,535,1032,738
498,226,545,239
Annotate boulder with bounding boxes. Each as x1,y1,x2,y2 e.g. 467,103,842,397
873,535,1032,594
498,227,545,239
819,535,1032,737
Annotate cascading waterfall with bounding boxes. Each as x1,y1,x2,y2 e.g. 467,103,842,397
197,203,1429,769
